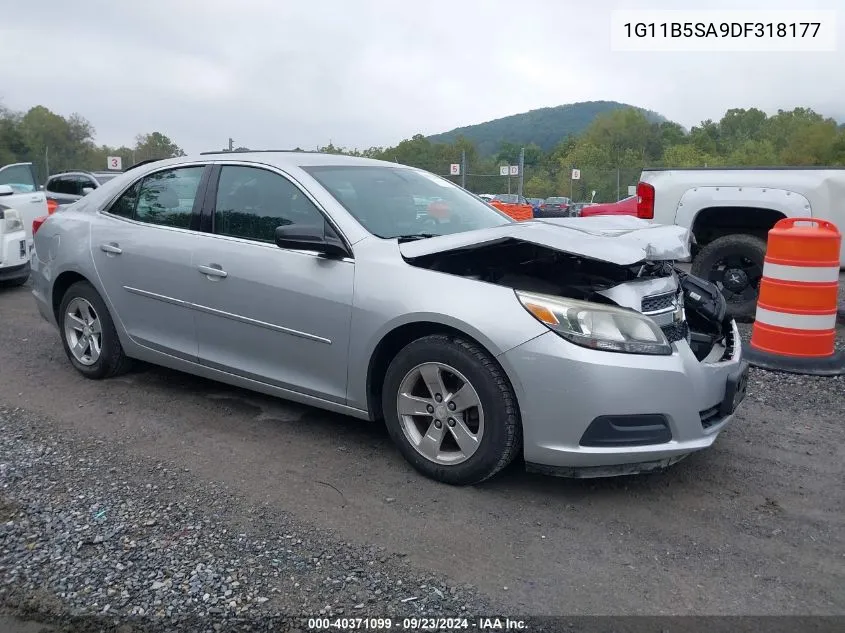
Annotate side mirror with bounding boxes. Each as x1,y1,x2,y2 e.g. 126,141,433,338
82,187,95,195
0,185,13,196
274,220,349,258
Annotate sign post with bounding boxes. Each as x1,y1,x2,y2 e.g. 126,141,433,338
570,168,580,201
107,156,123,171
499,165,509,194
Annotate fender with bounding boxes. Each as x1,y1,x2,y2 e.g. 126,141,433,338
674,186,812,229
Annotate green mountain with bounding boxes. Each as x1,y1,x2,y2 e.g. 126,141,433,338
427,100,668,156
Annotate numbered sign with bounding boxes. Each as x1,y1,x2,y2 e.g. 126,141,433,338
499,166,509,176
450,163,461,175
509,165,519,176
628,185,636,196
107,156,123,171
571,168,581,180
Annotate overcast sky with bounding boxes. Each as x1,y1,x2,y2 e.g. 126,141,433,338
1,0,841,153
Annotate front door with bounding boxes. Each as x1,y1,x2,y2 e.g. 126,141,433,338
90,164,208,361
192,164,354,403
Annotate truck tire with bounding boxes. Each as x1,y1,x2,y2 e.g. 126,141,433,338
691,234,767,322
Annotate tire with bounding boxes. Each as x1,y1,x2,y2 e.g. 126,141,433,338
58,280,133,379
691,234,767,322
381,334,521,485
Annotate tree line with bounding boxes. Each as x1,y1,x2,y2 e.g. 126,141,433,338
3,101,843,203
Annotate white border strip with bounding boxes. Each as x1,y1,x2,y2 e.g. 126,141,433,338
755,307,837,331
763,262,840,283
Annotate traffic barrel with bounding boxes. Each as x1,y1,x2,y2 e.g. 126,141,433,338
743,218,844,376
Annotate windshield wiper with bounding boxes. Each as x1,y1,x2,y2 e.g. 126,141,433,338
395,233,441,242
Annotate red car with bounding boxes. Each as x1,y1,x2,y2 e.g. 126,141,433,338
579,195,637,217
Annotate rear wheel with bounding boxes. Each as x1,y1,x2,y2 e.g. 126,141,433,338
382,334,521,485
58,281,133,379
691,234,767,322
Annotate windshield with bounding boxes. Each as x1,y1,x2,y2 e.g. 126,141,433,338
546,197,568,203
494,194,520,204
303,165,513,239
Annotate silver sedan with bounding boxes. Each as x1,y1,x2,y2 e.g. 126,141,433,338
30,152,749,485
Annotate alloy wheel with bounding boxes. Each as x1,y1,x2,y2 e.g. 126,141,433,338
395,362,485,465
64,297,103,366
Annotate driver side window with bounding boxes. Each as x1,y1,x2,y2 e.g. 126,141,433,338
212,166,324,243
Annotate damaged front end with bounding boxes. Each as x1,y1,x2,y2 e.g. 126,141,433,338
400,217,735,361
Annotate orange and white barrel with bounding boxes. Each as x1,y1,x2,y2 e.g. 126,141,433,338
745,218,844,376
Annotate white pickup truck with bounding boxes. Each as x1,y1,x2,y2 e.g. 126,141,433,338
636,168,845,320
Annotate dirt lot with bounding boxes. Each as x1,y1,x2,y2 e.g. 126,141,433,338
0,279,843,630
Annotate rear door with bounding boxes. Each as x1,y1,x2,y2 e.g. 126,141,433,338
0,163,48,252
90,163,211,361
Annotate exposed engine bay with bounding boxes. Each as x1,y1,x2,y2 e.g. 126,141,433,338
405,238,734,362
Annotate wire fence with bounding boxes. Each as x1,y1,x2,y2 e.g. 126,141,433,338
436,165,643,203
27,147,165,185
26,147,643,205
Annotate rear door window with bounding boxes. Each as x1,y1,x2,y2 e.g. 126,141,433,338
105,166,205,228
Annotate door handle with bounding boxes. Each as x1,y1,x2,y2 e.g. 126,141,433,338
100,243,122,255
197,264,228,278
30,196,42,202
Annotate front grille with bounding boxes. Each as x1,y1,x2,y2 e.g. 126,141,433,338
661,321,688,343
642,292,676,312
721,322,737,361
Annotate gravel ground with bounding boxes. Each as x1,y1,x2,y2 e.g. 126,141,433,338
0,404,503,632
0,281,843,631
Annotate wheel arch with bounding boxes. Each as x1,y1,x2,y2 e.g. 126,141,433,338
690,206,787,247
51,270,91,321
677,185,810,247
365,320,523,424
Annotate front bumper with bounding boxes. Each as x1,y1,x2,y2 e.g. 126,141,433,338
0,231,31,281
501,320,748,476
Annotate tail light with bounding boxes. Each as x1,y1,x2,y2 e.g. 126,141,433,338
32,215,48,236
636,181,655,219
46,198,59,214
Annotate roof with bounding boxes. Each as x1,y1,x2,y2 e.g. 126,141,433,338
192,150,399,169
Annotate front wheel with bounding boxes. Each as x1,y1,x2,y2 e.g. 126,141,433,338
382,334,522,485
691,234,767,322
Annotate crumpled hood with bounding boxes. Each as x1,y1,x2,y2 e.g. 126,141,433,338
399,215,692,266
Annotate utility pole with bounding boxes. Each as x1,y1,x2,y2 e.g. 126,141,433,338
616,167,620,201
460,149,466,189
228,138,234,152
517,147,525,198
45,146,49,177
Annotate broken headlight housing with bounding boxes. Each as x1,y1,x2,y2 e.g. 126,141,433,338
516,290,673,356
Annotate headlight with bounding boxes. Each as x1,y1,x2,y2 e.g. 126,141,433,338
515,290,673,355
0,208,23,232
